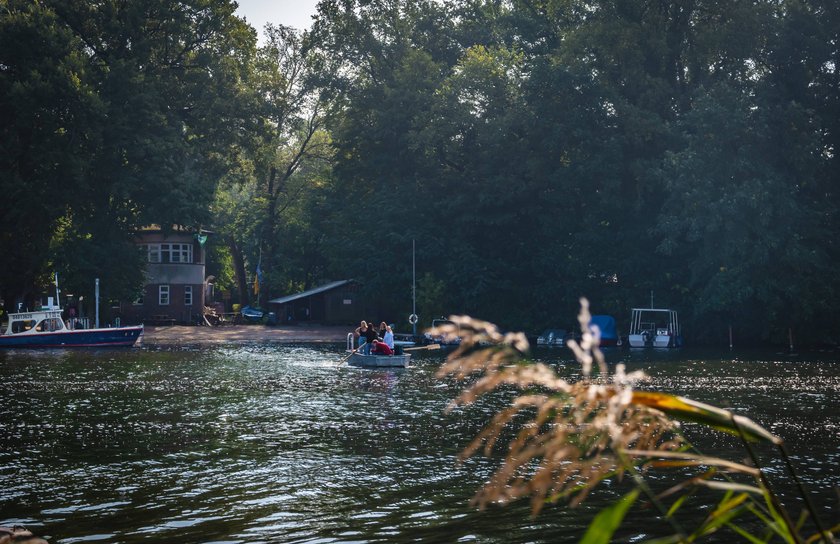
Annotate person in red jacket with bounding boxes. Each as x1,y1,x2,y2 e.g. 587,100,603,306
370,339,394,355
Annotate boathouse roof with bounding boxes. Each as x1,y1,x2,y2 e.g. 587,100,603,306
267,280,353,305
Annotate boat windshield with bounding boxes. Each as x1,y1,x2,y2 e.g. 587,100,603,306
36,318,64,332
11,319,37,334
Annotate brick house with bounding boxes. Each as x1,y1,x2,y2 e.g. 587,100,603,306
116,227,208,325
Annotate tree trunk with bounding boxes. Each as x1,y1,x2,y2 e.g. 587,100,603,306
226,235,249,307
259,167,279,308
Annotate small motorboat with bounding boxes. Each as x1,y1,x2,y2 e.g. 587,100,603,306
590,315,620,347
422,318,462,347
0,308,143,348
536,329,568,347
627,308,683,348
240,305,264,323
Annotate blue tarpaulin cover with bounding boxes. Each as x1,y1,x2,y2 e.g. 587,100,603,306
590,315,617,340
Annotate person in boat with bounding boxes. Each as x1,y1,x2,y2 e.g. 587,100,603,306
370,339,394,355
354,320,369,353
363,320,379,353
354,320,380,355
380,322,395,350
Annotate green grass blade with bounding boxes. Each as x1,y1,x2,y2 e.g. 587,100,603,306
579,489,640,544
632,392,782,445
727,522,771,544
666,494,689,518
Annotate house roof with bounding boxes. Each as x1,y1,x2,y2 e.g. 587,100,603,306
267,280,354,305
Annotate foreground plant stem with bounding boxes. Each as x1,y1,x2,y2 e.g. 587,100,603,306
730,413,803,544
617,449,688,541
775,441,831,543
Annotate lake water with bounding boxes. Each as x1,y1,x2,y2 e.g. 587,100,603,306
1,344,838,543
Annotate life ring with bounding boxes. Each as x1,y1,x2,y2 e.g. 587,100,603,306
408,313,419,325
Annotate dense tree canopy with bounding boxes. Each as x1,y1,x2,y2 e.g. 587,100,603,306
311,0,840,343
2,0,838,344
0,0,255,305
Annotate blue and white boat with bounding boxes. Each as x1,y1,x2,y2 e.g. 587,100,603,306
240,305,264,323
0,309,143,348
590,315,620,347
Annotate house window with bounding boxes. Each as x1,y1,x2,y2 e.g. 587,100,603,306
147,244,161,263
159,285,170,305
163,243,192,263
184,285,193,306
144,243,193,263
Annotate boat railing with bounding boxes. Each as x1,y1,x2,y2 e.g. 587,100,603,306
68,317,90,330
346,332,354,351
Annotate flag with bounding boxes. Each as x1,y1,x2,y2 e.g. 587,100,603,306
253,261,262,295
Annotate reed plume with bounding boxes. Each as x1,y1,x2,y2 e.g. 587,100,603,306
434,299,836,543
434,299,684,515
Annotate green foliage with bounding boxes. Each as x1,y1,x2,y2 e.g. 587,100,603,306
0,0,256,306
310,0,840,342
4,0,840,342
579,489,640,544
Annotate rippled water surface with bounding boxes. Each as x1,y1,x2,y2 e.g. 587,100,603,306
1,344,838,543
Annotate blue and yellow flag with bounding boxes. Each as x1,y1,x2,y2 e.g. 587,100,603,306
253,261,262,295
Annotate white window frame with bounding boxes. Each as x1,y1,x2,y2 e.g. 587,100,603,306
184,285,193,306
159,285,170,305
148,244,161,263
145,243,193,263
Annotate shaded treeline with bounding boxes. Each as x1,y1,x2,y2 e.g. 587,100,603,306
1,0,838,344
311,0,840,345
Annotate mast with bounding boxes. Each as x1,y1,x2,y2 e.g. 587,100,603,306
412,239,416,337
54,272,60,308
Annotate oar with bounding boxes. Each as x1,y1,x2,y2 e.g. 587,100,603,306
403,344,441,352
338,349,357,366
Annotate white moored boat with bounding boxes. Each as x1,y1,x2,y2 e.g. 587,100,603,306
627,308,683,348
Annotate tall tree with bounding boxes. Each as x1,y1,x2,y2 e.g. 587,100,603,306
0,0,256,308
213,23,334,308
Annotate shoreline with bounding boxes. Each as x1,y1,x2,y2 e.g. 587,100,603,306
139,324,351,346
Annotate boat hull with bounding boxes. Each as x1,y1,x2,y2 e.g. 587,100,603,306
0,326,144,348
347,352,411,368
628,333,681,348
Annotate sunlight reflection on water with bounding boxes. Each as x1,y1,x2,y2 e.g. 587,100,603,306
0,345,837,542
